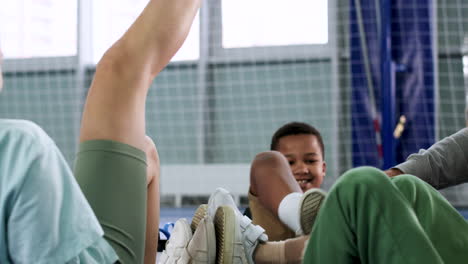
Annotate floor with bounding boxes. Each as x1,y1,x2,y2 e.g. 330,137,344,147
159,207,468,229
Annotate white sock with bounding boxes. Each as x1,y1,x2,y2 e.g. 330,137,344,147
277,192,302,234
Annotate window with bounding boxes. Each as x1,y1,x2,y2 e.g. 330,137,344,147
92,0,199,63
221,0,328,48
0,0,77,58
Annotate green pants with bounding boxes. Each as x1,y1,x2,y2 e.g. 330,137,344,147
303,167,468,264
74,140,147,264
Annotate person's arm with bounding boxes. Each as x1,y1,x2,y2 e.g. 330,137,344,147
5,122,116,264
386,128,468,189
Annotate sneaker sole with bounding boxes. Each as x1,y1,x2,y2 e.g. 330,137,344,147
214,206,236,264
191,204,208,232
300,188,327,235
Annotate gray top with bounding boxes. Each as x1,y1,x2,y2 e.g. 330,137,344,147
395,128,468,189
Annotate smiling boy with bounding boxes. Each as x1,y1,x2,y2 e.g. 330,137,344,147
248,122,327,241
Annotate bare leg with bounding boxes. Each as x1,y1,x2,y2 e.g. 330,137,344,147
143,136,161,264
79,0,200,262
80,0,200,149
250,151,302,217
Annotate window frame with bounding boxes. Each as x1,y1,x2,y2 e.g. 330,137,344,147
1,0,336,67
0,0,78,65
1,0,338,166
207,0,333,63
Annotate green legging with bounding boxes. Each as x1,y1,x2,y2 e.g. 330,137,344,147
74,140,147,264
303,167,468,264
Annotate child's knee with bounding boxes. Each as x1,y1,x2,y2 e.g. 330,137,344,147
392,174,421,184
322,167,392,214
392,174,431,193
251,151,288,176
250,151,290,193
337,166,390,191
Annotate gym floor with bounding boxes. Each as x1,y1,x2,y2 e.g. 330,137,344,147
159,207,468,229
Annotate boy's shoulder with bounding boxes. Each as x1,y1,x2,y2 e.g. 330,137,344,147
0,119,53,148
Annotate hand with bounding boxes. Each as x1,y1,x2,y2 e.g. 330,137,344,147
385,168,403,177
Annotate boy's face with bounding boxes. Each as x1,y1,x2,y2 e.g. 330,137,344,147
276,134,326,192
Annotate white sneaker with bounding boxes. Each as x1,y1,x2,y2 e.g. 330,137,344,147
208,187,268,264
159,207,216,264
159,219,192,264
207,188,238,218
187,216,216,264
299,188,327,235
